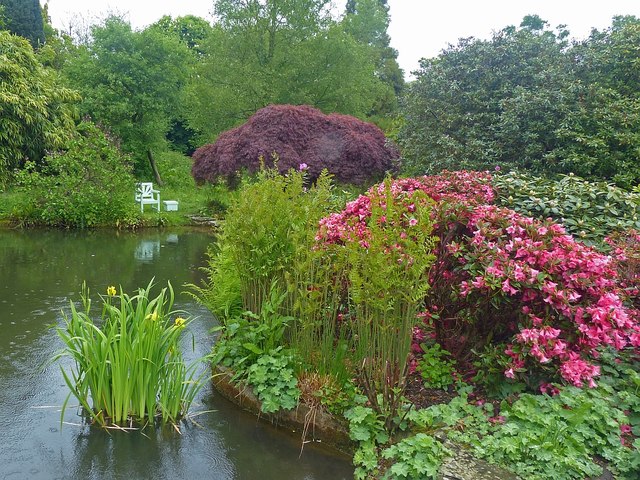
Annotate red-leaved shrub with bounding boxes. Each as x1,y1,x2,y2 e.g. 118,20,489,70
191,105,399,186
315,171,640,389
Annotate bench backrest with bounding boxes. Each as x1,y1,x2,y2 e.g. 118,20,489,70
136,182,156,200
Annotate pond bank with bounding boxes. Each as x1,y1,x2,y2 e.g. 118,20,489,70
211,365,522,480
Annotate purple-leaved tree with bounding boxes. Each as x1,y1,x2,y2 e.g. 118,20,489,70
191,105,400,185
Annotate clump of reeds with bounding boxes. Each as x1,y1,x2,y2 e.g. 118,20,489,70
54,280,204,428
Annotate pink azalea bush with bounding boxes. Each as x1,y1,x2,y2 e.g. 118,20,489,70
448,205,640,387
315,171,640,389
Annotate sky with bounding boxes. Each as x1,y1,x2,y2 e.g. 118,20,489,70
44,0,640,77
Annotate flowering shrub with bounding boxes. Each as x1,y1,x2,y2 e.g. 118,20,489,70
315,171,640,389
316,170,494,244
442,205,640,388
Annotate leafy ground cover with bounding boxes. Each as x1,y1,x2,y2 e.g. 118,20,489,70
197,168,639,479
0,149,233,228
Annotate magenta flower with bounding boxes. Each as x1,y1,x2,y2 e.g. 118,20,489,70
298,162,308,171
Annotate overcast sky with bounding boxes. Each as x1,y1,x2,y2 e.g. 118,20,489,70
44,0,640,76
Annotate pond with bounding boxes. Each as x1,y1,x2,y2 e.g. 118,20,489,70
0,228,353,480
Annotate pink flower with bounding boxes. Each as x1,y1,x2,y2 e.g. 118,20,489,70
620,424,632,434
409,218,418,227
298,162,308,171
489,415,506,424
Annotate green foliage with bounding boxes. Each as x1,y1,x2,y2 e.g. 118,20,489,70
399,20,571,176
381,433,449,479
408,388,493,443
342,0,404,116
209,288,293,376
192,243,243,319
493,170,640,247
13,122,138,228
246,351,300,413
214,168,336,314
340,183,437,426
64,16,191,176
476,386,634,480
398,15,640,187
149,15,213,54
344,402,389,479
0,0,45,47
53,281,204,426
185,1,390,139
417,343,456,390
208,288,299,414
0,30,78,175
559,16,640,188
155,151,196,189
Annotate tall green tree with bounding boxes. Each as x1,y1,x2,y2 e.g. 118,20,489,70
185,0,388,140
64,16,191,181
342,0,403,119
0,31,78,178
148,15,214,153
150,15,213,54
398,17,574,176
553,16,640,187
0,0,45,47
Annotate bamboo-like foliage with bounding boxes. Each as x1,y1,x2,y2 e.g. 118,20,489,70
348,185,437,425
287,247,351,383
54,281,204,427
219,167,336,316
289,180,438,427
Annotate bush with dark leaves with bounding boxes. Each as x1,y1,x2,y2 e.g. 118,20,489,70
191,104,399,186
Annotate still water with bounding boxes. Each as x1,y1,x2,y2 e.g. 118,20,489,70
0,228,353,480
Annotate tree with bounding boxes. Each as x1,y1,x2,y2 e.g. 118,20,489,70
14,122,137,228
553,16,640,187
150,15,213,54
398,19,573,176
0,0,45,47
0,31,78,177
191,104,399,186
64,16,191,181
184,0,389,141
398,15,640,187
342,0,404,103
148,15,215,154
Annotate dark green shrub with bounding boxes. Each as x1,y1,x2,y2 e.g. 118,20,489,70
493,170,640,247
14,122,138,228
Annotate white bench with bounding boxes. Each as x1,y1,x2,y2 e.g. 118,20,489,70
135,182,160,212
163,200,179,211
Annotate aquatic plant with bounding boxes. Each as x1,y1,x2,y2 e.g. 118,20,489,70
54,281,204,427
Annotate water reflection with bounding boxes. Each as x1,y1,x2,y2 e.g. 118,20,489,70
0,228,353,480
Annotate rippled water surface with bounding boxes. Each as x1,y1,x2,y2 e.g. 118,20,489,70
0,228,353,480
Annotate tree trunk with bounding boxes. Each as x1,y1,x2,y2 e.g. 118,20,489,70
147,149,163,186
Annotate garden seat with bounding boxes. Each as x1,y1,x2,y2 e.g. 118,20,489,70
135,182,161,212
